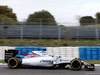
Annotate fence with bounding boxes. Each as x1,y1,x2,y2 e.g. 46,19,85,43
0,18,100,40
67,27,100,40
0,25,100,40
0,25,65,40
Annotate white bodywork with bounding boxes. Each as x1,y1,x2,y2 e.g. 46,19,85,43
22,56,53,67
22,56,75,67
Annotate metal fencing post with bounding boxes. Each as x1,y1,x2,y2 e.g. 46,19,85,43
20,27,23,39
58,26,61,40
39,19,42,39
95,28,99,40
76,27,79,40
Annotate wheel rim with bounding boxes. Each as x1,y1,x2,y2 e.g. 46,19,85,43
71,59,82,70
8,58,18,68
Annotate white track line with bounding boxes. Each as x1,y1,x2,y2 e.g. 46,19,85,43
0,63,7,65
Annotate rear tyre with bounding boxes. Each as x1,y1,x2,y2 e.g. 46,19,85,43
70,59,82,70
8,58,19,69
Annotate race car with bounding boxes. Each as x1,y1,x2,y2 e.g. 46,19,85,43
5,49,95,70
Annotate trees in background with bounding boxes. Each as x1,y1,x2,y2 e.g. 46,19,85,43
27,10,57,25
96,12,100,24
0,5,57,26
79,12,100,26
0,5,17,25
2,5,100,26
0,15,16,25
79,16,95,26
0,5,17,21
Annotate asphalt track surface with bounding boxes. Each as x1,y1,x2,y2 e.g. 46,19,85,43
0,65,100,75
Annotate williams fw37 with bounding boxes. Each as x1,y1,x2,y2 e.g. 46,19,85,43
5,49,95,71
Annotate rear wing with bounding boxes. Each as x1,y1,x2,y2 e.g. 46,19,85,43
5,49,18,63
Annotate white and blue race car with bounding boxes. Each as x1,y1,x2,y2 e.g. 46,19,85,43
5,49,95,70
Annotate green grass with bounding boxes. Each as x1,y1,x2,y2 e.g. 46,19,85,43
83,60,100,64
0,39,100,47
0,60,5,63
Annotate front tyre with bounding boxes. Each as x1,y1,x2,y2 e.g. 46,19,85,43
70,59,82,70
8,58,19,69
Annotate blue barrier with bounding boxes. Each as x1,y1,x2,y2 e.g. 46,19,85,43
79,47,86,60
79,47,100,60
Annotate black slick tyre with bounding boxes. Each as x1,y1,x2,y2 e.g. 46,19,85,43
8,58,19,69
70,59,82,70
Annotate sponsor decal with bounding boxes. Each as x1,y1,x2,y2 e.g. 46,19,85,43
60,59,69,61
41,60,52,62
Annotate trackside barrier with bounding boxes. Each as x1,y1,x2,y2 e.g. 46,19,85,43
1,46,100,60
46,47,79,58
79,47,100,60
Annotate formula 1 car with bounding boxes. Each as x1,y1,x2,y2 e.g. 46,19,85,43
5,49,95,71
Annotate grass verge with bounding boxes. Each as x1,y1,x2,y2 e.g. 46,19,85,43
83,60,100,64
0,60,5,63
0,39,100,46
